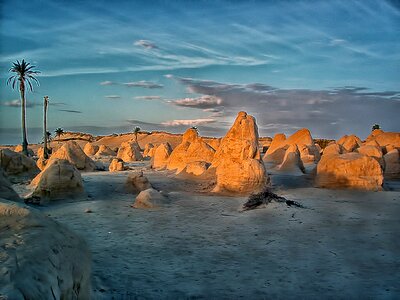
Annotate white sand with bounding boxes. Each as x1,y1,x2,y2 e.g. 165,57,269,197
31,162,400,299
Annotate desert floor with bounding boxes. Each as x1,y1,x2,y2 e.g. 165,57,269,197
23,162,400,299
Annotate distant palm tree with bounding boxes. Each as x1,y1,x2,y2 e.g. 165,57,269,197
372,124,381,131
55,127,64,142
134,126,141,142
7,59,40,156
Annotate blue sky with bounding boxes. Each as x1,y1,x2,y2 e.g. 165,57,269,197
0,0,399,143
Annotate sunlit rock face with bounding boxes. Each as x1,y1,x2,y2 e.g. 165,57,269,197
316,153,383,191
132,188,168,209
366,130,400,149
211,111,268,193
337,134,362,153
48,141,95,171
167,128,215,174
83,142,99,156
277,144,305,174
109,158,125,172
356,145,384,167
143,143,155,157
263,129,320,165
322,143,344,156
95,144,117,157
0,199,91,299
117,141,143,162
152,142,173,169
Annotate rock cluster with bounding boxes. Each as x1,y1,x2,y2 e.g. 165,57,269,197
48,141,95,171
117,141,143,162
109,158,125,172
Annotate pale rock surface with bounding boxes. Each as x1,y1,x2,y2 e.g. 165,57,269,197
132,188,168,209
152,143,173,169
49,141,95,171
316,153,383,190
0,199,91,299
337,135,362,153
383,149,400,177
117,141,143,162
185,161,210,176
125,171,152,193
30,159,84,200
0,168,20,201
109,158,125,172
143,143,155,157
95,144,117,157
36,157,47,171
0,149,40,181
83,142,99,156
211,111,267,193
167,128,215,173
298,144,321,164
278,144,305,174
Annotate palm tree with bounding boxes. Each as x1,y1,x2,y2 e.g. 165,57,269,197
7,59,40,156
133,126,141,142
43,96,49,159
55,127,64,142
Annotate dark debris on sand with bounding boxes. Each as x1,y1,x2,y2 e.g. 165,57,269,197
242,188,305,211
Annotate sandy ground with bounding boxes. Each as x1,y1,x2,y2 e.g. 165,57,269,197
23,162,400,299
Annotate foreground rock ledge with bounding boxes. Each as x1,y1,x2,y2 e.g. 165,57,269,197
0,199,91,299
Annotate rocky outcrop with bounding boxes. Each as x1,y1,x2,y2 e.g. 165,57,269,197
366,130,400,149
357,145,384,167
95,145,116,157
83,142,99,156
263,133,287,164
14,145,34,157
277,144,305,174
132,188,168,209
117,141,143,162
109,158,125,172
185,161,211,176
125,172,152,193
322,143,343,156
143,143,155,157
0,169,20,201
383,149,400,177
211,111,267,193
49,141,95,171
167,128,215,173
0,149,40,182
337,135,362,153
151,143,172,169
316,153,383,190
30,159,84,201
0,199,91,299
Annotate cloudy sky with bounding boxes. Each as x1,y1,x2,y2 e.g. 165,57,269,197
0,0,399,143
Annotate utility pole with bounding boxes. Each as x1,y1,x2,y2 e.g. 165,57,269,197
43,96,49,159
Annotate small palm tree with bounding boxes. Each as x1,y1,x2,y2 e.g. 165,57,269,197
133,126,141,142
55,128,64,142
7,59,40,156
372,124,381,131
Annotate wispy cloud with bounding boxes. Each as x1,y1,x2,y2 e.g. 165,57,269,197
3,99,39,108
134,96,162,100
161,118,217,127
104,95,121,99
58,109,82,114
134,39,158,49
169,95,223,109
100,80,115,86
123,81,163,89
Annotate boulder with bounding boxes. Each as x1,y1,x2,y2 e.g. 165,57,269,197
167,128,215,173
30,159,84,201
0,149,40,182
298,144,321,164
337,135,362,153
366,130,400,148
0,199,91,299
211,111,268,193
95,144,116,157
132,188,168,209
263,133,287,163
125,171,152,193
14,144,34,157
83,142,99,156
152,143,172,169
117,141,143,162
0,169,20,201
316,153,383,190
109,158,125,172
277,144,305,174
383,149,400,177
322,143,343,156
357,145,384,167
185,161,210,176
143,143,155,157
49,141,95,171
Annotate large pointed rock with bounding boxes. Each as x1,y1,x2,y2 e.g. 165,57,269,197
337,135,362,153
277,144,305,174
48,141,95,171
152,143,173,169
263,133,287,163
211,111,267,193
83,142,99,156
316,153,383,190
95,144,116,157
167,128,215,173
117,141,143,162
143,143,155,157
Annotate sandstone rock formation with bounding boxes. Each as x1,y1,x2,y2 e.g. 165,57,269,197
0,169,20,201
211,111,267,193
167,128,215,173
0,199,91,299
117,141,143,162
83,142,99,156
109,158,125,172
95,144,116,157
125,171,152,193
322,143,343,156
337,135,362,153
14,144,34,156
151,142,173,169
357,145,384,167
366,130,400,149
316,153,383,190
0,149,40,181
263,133,287,164
143,143,155,157
30,159,84,200
185,161,211,176
36,157,47,171
49,141,95,171
383,149,400,177
277,144,305,174
132,188,168,209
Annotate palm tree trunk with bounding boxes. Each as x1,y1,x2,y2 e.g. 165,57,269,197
20,81,28,156
43,96,49,159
